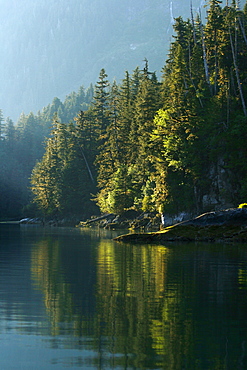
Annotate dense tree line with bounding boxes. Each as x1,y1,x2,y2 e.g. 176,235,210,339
1,1,247,220
0,85,93,219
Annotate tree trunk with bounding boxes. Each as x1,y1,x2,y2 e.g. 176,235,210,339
199,11,212,94
229,26,247,116
80,148,95,184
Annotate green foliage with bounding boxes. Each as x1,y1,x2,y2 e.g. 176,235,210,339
30,113,98,218
99,165,134,215
142,180,156,212
1,1,247,220
149,0,247,213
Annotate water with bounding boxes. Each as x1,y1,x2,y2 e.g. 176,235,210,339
0,224,247,369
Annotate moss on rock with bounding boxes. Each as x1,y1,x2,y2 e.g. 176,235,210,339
114,208,247,244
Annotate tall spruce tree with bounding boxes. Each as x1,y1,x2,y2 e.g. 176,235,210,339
0,110,4,139
92,68,110,137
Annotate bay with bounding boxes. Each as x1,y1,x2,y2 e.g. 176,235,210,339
0,224,247,369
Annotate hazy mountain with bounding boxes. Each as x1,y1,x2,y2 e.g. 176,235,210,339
0,0,244,121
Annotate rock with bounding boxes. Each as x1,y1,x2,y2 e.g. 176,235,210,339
104,220,130,230
19,218,43,225
161,211,192,227
183,208,247,226
114,208,247,243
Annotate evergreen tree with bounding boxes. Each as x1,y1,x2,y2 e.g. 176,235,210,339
117,71,134,165
31,115,65,216
0,110,4,139
31,112,99,218
4,117,15,147
74,110,97,185
92,68,110,136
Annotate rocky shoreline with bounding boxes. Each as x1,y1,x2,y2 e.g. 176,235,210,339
78,210,163,231
18,208,247,243
114,208,247,244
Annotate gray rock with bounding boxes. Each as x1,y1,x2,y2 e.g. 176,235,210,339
182,208,247,226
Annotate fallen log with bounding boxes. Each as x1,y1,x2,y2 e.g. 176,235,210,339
79,213,115,226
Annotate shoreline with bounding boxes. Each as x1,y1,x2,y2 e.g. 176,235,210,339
114,208,247,244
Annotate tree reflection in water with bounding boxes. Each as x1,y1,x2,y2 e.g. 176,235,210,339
30,231,247,369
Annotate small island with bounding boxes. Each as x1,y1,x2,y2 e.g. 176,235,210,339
114,208,247,244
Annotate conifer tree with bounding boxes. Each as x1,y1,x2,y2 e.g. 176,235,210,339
205,0,223,94
116,71,135,165
74,110,97,185
0,110,4,139
4,117,15,146
92,68,110,136
129,61,162,209
30,115,65,216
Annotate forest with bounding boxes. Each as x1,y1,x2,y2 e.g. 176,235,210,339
0,0,247,222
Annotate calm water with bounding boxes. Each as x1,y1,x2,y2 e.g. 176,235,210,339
0,225,247,369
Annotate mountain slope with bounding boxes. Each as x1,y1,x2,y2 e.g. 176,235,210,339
0,0,244,121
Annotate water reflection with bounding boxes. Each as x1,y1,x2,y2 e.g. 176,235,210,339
31,239,74,335
1,226,247,368
30,229,98,340
96,241,170,368
95,242,247,369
